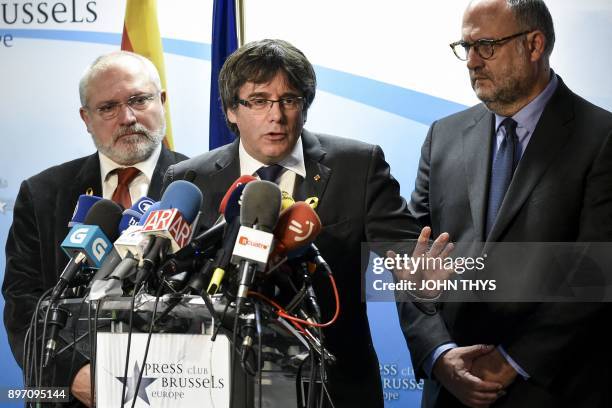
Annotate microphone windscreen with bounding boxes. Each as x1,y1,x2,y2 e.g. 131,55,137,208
118,196,155,233
69,195,102,227
184,169,197,182
240,180,281,232
219,175,257,214
224,184,248,222
274,202,322,254
160,180,203,222
83,199,123,241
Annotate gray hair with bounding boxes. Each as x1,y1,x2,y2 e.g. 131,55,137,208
218,39,317,135
79,51,162,107
507,0,555,59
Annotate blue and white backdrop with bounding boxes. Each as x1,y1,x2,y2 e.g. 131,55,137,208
1,1,611,406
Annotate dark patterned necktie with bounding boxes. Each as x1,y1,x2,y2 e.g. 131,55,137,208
111,167,140,209
256,164,284,183
486,118,519,236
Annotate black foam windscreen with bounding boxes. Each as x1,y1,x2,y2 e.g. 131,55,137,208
184,169,197,182
83,199,123,241
239,180,281,232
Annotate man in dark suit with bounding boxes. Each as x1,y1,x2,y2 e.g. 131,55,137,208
399,0,612,407
2,51,187,407
163,39,449,408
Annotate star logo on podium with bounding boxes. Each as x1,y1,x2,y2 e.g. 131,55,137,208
116,361,158,406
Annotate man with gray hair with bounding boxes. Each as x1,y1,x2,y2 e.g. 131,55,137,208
399,0,612,407
2,50,187,406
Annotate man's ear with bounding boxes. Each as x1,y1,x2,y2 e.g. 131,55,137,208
527,30,546,62
79,107,92,133
227,108,237,124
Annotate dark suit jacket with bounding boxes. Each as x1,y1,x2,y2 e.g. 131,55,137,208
2,146,187,404
399,77,612,407
164,129,421,408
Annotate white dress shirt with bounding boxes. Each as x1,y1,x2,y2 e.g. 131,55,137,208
98,143,162,203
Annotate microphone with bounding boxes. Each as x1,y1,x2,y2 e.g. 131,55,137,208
219,175,257,214
207,177,256,294
281,191,295,211
68,194,102,227
137,181,203,282
88,201,162,290
118,196,155,233
45,199,122,365
272,202,322,257
52,199,123,301
272,202,323,321
233,181,281,307
141,180,202,253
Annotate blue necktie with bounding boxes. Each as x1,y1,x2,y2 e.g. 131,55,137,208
486,118,519,236
256,164,284,183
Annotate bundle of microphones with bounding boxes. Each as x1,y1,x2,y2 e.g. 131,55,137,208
28,174,340,405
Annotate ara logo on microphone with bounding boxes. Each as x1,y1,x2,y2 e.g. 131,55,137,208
288,219,316,242
238,236,269,250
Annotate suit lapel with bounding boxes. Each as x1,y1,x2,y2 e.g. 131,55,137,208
462,108,495,241
488,78,575,241
148,146,174,200
295,130,331,203
73,153,102,197
201,140,241,226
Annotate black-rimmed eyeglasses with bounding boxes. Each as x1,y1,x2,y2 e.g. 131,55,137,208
450,30,532,61
237,97,304,112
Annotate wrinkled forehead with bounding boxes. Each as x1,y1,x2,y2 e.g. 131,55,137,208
462,0,517,40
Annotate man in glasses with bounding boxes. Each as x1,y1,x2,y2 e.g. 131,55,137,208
2,51,187,406
399,0,612,407
164,38,454,407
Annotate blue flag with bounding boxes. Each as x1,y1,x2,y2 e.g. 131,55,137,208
209,0,238,149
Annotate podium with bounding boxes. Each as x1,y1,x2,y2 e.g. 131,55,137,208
48,294,314,407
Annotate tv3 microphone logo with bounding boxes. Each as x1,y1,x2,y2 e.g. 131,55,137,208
70,227,109,261
288,219,316,242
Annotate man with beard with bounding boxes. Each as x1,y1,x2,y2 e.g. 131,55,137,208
2,51,187,407
398,0,612,407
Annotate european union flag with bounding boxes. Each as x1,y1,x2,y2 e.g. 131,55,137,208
209,0,238,149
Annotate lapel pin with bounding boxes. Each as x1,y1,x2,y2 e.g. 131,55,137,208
85,187,94,196
314,174,321,182
305,197,319,209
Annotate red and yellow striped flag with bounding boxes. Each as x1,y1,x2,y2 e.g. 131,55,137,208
121,0,174,150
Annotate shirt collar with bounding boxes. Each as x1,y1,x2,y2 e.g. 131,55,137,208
495,70,559,141
99,142,162,183
238,136,306,178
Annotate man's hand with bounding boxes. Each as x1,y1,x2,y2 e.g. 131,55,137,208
433,345,504,408
472,348,518,388
389,226,455,299
71,363,92,407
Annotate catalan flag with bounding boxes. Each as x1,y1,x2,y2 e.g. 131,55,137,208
121,0,174,150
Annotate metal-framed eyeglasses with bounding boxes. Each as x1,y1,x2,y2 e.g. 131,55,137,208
237,96,304,112
449,30,532,61
91,92,160,120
